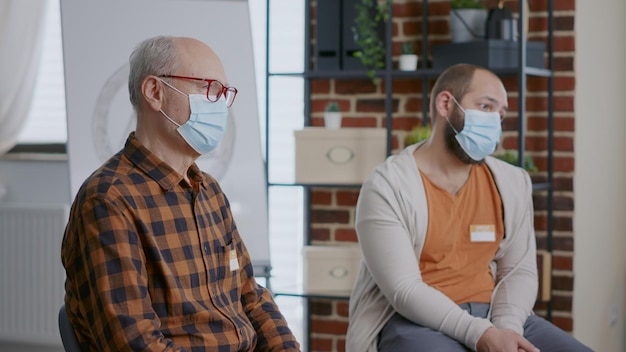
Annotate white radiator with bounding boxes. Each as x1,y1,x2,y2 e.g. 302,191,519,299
0,202,69,345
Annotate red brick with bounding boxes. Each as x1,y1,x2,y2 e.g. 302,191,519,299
310,319,349,334
311,210,350,224
553,293,576,310
337,302,350,317
553,176,573,192
310,337,332,352
393,2,421,18
553,195,574,211
335,229,358,242
393,116,423,131
336,190,360,206
552,275,573,291
533,214,547,231
311,191,332,205
335,79,378,95
554,57,574,72
554,156,574,172
356,99,387,113
526,76,548,92
553,235,574,251
311,80,331,95
341,117,379,128
392,79,422,94
428,2,451,17
553,255,573,271
310,300,333,315
554,0,576,11
554,216,574,232
555,136,574,152
555,16,575,31
554,116,575,132
311,228,331,241
554,35,576,52
552,316,573,332
309,117,324,127
337,338,346,352
311,99,351,114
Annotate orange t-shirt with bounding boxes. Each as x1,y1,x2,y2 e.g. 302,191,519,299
419,164,504,304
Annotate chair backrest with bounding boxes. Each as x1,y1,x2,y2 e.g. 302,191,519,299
58,304,85,352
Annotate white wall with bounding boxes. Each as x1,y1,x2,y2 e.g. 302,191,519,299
574,0,626,351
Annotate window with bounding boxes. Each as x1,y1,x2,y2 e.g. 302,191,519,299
249,0,306,344
16,0,67,146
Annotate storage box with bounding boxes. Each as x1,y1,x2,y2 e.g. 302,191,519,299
294,127,386,184
303,245,362,292
432,40,545,70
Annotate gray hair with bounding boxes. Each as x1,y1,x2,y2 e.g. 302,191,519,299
128,36,180,112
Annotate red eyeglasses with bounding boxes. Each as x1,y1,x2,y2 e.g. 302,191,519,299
159,75,238,107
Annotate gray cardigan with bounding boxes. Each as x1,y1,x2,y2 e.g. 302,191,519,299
346,144,538,352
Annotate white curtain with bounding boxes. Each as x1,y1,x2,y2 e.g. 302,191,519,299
0,0,47,155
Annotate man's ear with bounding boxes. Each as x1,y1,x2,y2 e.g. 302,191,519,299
434,91,455,120
142,75,164,112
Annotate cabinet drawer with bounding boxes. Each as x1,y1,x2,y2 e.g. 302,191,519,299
294,127,386,184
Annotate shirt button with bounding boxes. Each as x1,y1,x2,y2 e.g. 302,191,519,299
204,244,209,253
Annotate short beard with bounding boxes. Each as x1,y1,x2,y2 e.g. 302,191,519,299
444,106,484,165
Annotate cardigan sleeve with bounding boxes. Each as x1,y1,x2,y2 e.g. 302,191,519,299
488,161,538,334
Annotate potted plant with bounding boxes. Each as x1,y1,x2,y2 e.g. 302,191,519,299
324,102,342,129
398,42,419,71
404,124,432,146
449,0,488,42
495,149,538,172
351,0,391,83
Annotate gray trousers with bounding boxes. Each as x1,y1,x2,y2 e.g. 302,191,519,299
378,303,593,352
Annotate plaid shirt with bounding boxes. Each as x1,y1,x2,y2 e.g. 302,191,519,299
61,133,299,351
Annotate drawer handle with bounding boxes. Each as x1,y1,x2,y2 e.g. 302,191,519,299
326,146,354,164
329,266,348,278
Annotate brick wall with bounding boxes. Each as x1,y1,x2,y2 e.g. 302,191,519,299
306,0,576,350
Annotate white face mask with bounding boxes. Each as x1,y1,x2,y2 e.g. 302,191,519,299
446,96,502,161
159,80,229,155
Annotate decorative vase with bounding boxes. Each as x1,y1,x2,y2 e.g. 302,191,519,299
324,112,342,129
449,8,488,43
398,54,419,71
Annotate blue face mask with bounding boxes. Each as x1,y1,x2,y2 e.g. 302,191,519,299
447,96,502,161
160,80,229,155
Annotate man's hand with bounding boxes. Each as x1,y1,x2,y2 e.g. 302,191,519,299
476,327,540,352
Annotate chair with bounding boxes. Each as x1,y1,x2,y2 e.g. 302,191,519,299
58,304,85,352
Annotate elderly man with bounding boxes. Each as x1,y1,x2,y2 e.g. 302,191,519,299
61,35,300,352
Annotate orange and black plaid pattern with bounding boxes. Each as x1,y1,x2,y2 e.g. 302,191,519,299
61,133,299,352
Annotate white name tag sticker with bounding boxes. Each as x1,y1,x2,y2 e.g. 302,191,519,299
470,224,496,242
229,249,240,271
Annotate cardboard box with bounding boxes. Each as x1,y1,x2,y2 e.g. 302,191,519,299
432,40,545,70
294,127,386,184
303,245,362,292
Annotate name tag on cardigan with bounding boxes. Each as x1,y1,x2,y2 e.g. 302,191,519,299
470,224,496,242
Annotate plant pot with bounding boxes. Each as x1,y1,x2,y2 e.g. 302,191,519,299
324,112,342,129
449,8,488,43
398,54,418,71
